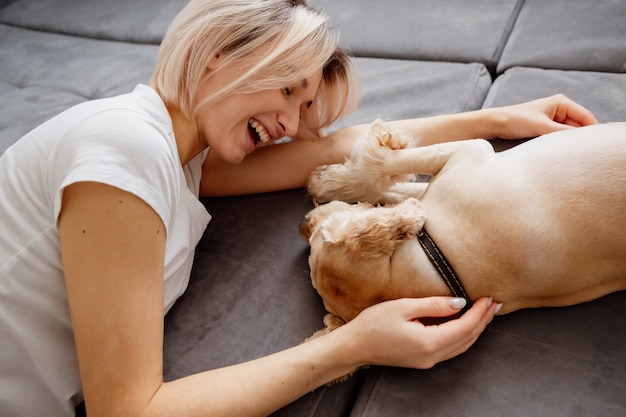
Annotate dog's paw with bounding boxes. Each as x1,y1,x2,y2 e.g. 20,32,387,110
303,314,346,343
310,164,329,178
326,366,369,385
304,314,366,385
307,163,368,203
323,313,346,331
371,120,415,150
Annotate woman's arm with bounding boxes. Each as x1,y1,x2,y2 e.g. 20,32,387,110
372,93,599,145
200,94,598,196
59,181,497,417
59,182,168,416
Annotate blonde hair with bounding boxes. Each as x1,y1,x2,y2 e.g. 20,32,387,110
151,0,360,139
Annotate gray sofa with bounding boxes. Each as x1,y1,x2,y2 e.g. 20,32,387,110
1,0,625,416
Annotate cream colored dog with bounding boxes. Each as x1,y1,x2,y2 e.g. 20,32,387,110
300,121,626,328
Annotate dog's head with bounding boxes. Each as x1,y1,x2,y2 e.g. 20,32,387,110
301,198,427,322
299,200,357,241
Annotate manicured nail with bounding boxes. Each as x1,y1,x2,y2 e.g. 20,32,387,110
448,297,467,310
494,303,503,315
487,297,493,308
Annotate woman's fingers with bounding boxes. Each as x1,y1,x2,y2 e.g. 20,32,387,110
549,94,599,127
422,297,499,358
395,296,470,319
348,296,499,369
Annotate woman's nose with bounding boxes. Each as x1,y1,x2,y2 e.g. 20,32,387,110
277,106,300,138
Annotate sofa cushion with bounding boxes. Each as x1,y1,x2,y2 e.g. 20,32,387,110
0,24,157,153
483,66,626,123
498,0,626,74
350,291,626,417
0,0,187,43
332,58,492,130
309,0,524,72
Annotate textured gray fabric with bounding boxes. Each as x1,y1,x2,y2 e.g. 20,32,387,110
0,0,18,9
309,0,523,71
498,0,626,74
0,0,187,43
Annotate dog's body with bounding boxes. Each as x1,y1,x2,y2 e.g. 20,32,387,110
301,122,626,324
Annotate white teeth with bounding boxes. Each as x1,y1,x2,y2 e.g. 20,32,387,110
249,119,270,143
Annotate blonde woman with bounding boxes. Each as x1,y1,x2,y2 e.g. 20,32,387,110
0,0,598,416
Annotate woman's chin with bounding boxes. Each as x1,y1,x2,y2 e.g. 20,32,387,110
232,147,250,164
211,145,248,165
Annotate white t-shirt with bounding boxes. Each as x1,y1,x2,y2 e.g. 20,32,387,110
0,84,212,416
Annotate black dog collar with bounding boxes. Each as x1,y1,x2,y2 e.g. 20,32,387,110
417,228,472,313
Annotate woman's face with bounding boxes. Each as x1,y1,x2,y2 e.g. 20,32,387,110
194,68,324,164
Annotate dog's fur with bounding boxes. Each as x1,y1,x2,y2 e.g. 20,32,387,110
301,121,626,328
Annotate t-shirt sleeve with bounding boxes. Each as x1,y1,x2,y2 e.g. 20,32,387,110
51,108,180,233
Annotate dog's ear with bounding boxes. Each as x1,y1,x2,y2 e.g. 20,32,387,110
321,198,426,258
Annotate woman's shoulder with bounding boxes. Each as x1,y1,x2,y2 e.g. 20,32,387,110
55,85,177,168
48,87,183,229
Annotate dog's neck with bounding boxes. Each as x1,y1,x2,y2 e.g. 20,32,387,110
417,230,472,309
389,238,456,298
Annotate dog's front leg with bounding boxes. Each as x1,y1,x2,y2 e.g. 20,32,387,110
377,139,492,177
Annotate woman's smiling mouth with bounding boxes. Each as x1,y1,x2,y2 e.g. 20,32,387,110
248,119,271,145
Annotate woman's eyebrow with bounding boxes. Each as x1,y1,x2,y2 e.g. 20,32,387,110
301,78,309,89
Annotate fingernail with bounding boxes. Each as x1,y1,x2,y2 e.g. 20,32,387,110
494,303,503,315
487,297,493,308
448,297,467,310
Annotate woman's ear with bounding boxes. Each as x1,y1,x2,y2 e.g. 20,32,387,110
207,52,222,71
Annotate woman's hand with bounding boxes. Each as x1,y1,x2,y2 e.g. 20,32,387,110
494,94,599,140
341,296,499,369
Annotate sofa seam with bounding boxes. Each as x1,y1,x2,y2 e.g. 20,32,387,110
347,367,384,417
302,384,327,417
491,0,526,77
0,21,161,46
459,64,490,113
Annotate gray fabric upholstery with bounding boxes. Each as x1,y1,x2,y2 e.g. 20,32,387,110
309,0,523,72
333,59,492,129
0,0,188,43
0,25,157,153
497,0,626,74
0,0,624,416
484,67,626,123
